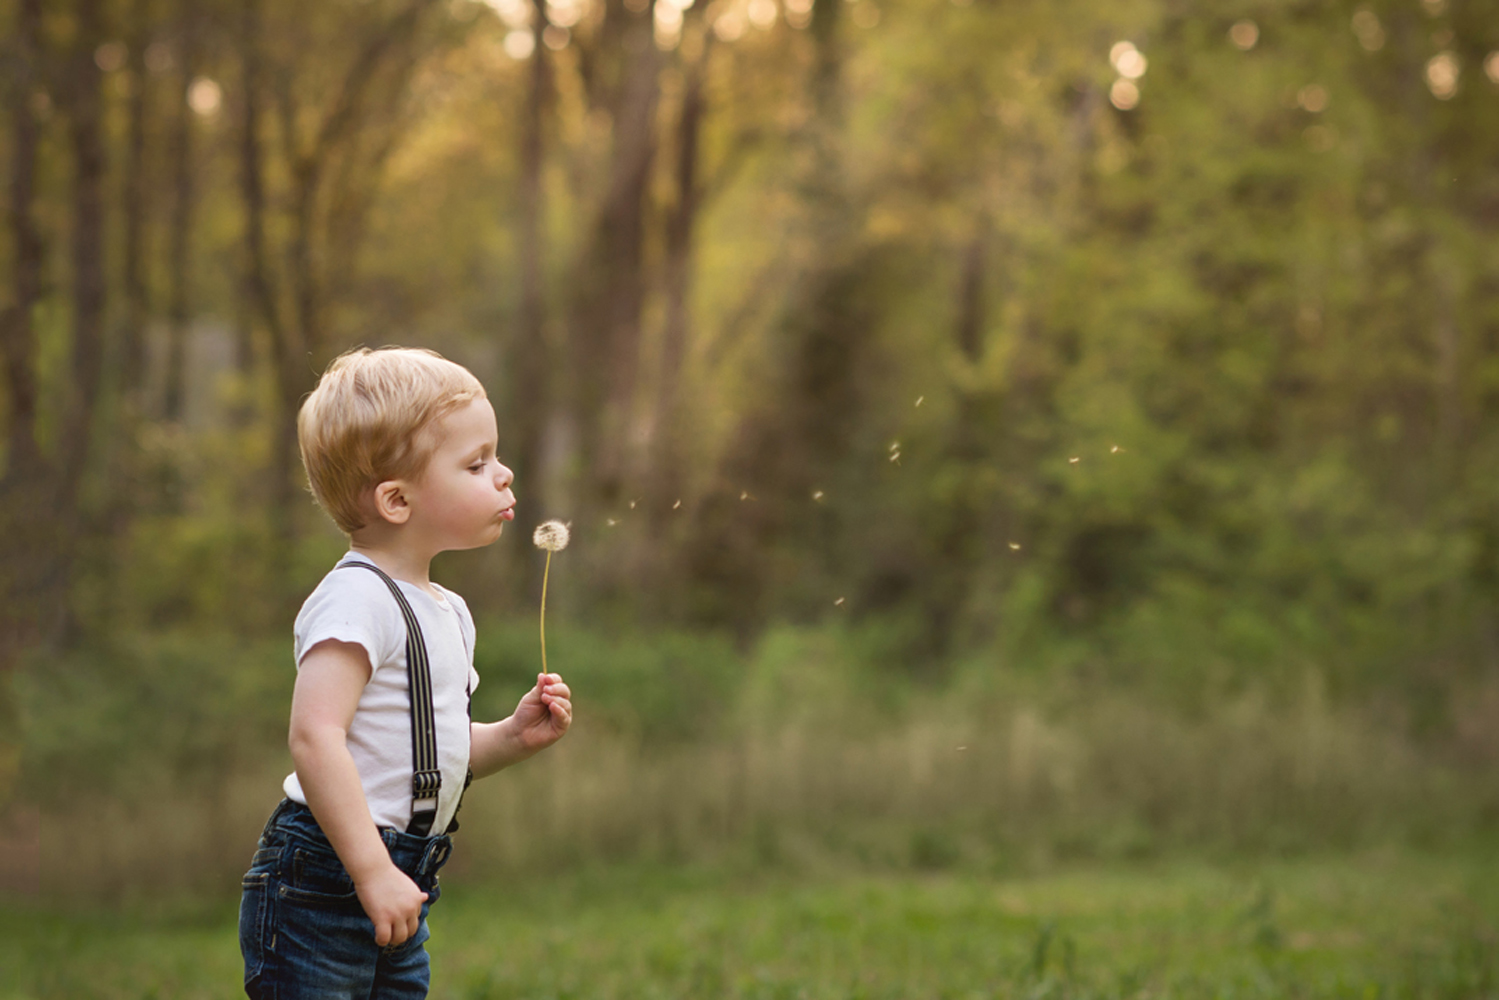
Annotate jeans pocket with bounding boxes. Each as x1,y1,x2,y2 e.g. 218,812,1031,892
239,872,270,993
279,848,362,909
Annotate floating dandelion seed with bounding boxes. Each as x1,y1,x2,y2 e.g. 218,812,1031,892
813,490,825,501
834,597,846,606
915,395,925,407
673,499,682,509
1111,445,1120,453
1009,542,1022,551
532,520,571,677
629,499,638,509
890,452,901,464
606,517,618,526
956,746,968,751
1069,456,1080,464
890,440,900,452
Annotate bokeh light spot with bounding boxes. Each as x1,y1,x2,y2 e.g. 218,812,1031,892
654,3,682,48
748,0,777,28
487,0,532,28
1229,20,1258,51
94,41,127,73
544,24,570,49
547,0,586,27
1426,51,1460,99
187,77,222,116
144,41,174,75
1352,9,1385,51
714,9,746,41
1484,51,1499,85
1115,49,1147,80
1297,84,1328,113
1110,79,1140,110
504,28,536,58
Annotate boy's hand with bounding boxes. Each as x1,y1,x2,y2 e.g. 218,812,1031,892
354,862,428,947
468,673,573,777
513,672,573,751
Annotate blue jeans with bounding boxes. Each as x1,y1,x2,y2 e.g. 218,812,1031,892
239,799,454,999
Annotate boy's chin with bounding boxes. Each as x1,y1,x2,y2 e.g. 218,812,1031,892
449,527,503,551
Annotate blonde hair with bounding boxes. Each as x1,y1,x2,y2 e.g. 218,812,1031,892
298,346,486,534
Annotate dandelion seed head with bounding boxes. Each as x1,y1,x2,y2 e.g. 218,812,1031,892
533,519,571,551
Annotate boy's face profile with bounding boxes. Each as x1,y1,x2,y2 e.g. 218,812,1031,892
373,397,516,552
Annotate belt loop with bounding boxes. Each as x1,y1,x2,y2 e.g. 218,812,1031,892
260,798,290,842
419,837,451,876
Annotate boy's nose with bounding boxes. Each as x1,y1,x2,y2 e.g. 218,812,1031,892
495,463,514,489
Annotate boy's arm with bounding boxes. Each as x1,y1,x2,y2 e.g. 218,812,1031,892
469,672,572,779
288,639,428,948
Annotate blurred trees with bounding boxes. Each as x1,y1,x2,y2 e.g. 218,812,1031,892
2,0,1499,731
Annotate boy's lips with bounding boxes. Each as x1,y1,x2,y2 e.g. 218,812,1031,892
499,505,515,522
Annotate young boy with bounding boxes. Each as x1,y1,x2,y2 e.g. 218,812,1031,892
240,347,571,999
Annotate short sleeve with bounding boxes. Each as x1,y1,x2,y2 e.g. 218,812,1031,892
293,567,406,679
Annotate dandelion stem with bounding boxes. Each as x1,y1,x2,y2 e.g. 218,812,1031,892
539,549,551,676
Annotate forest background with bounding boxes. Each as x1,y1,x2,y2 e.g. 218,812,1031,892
2,0,1499,905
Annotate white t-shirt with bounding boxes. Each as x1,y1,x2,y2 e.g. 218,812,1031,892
283,552,480,835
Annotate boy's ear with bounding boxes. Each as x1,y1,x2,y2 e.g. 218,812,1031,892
371,480,412,525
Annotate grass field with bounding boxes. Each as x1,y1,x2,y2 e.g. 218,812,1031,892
3,850,1495,999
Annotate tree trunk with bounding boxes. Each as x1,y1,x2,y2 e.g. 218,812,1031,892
53,0,110,630
647,22,712,533
238,0,299,548
569,2,659,518
163,4,198,423
0,0,48,697
119,0,153,405
1,0,45,488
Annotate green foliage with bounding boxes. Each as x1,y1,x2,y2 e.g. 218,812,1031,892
18,631,291,805
470,617,743,745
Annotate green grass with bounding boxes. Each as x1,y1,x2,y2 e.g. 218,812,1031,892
3,851,1495,999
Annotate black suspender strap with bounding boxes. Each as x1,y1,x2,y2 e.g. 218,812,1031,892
339,560,469,837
